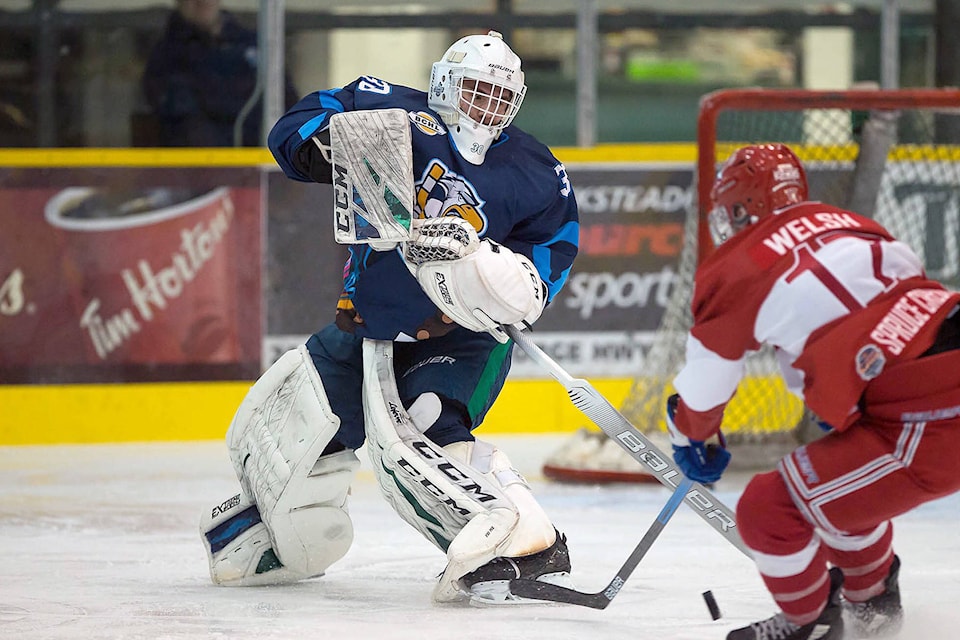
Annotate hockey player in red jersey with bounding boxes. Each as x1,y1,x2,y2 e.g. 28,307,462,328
666,143,960,640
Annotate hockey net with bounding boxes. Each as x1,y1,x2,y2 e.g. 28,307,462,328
544,88,960,482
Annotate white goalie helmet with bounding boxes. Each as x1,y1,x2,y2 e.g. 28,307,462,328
428,31,526,165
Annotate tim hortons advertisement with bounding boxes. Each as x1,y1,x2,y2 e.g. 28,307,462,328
0,168,262,384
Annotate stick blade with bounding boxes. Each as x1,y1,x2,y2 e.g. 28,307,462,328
508,578,612,609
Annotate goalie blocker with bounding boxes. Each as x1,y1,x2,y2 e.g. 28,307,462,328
404,216,547,344
324,108,415,249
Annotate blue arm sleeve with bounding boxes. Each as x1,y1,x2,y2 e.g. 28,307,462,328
531,218,579,302
503,161,579,303
267,87,353,182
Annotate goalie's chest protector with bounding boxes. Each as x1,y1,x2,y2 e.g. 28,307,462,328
345,90,569,341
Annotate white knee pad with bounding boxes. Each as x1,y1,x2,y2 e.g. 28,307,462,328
217,346,359,581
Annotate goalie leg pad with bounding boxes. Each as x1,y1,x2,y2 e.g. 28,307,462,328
202,450,360,586
362,341,513,547
202,492,309,586
225,345,358,579
361,339,562,602
363,340,517,599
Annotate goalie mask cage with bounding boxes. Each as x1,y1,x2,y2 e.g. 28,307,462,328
546,88,960,480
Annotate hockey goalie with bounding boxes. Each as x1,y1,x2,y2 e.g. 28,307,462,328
199,31,581,605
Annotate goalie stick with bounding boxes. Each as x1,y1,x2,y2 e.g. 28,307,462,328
504,324,751,558
509,475,694,608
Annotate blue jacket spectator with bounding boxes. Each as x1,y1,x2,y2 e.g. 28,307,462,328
141,0,298,147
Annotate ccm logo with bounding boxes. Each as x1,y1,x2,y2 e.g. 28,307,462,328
333,164,351,233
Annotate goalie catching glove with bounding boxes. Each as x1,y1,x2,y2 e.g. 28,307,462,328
665,393,731,484
404,217,547,343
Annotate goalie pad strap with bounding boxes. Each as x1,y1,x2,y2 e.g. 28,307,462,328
225,346,356,578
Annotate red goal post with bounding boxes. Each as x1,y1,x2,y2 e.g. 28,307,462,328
543,87,960,482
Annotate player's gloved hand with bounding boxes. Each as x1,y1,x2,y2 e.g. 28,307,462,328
665,393,731,484
809,410,834,433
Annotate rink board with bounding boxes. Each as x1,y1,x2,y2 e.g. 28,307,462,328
0,378,634,445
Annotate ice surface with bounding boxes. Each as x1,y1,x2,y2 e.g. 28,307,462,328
2,435,958,639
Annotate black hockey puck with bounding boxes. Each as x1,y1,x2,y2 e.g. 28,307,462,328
703,590,722,620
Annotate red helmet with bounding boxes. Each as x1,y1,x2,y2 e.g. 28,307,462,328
708,143,808,245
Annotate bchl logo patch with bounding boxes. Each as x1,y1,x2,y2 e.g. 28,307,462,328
409,111,446,136
855,343,886,380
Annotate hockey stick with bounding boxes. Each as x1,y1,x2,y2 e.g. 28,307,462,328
509,475,694,608
504,324,751,558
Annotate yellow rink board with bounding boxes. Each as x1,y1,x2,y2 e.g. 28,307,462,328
0,143,697,167
0,379,635,445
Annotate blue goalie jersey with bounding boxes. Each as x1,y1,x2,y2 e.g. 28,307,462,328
268,75,579,341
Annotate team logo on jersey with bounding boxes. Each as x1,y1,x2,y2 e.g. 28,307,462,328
414,160,488,234
855,343,886,380
409,111,446,136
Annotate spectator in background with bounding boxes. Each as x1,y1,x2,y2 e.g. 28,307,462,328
141,0,298,147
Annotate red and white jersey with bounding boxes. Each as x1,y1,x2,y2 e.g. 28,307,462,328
673,201,960,441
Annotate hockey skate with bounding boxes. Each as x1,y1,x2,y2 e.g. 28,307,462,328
727,568,844,640
844,555,903,637
459,530,572,605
